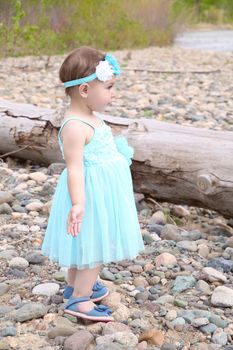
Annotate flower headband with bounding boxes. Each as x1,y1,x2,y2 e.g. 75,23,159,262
63,53,120,88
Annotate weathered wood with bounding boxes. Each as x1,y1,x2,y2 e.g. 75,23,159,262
0,99,233,218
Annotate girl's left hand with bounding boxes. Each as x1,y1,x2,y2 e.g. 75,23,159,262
67,204,85,237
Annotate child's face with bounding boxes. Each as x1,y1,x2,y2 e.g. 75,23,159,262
86,77,116,112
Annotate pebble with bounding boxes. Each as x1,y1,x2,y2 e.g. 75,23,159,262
100,268,116,281
154,252,177,268
202,267,227,283
172,275,196,293
32,283,60,296
0,283,10,296
64,330,94,350
212,328,228,345
96,331,138,348
195,280,212,295
176,240,198,252
9,257,29,270
15,303,47,322
211,286,233,307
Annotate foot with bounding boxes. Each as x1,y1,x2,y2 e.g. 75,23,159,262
64,296,114,322
63,280,109,302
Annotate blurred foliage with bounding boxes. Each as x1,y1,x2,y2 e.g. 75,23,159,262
0,0,232,58
0,0,175,57
173,0,233,24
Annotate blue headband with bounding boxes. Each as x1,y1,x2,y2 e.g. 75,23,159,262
63,53,120,88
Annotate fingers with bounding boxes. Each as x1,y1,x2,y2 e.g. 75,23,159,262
67,212,83,237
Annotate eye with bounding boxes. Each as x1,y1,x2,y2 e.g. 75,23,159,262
107,85,113,89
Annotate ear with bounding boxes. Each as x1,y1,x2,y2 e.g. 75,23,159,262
78,83,89,98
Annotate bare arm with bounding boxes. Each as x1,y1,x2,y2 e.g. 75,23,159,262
61,121,87,235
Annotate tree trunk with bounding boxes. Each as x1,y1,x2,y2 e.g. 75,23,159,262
0,99,233,218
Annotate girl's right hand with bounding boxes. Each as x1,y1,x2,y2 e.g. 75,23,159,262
67,204,85,237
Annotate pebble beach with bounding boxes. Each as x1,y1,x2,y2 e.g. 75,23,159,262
0,46,233,350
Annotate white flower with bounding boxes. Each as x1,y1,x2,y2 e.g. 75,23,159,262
95,61,114,82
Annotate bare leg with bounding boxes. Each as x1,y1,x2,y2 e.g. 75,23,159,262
67,267,77,287
72,265,101,313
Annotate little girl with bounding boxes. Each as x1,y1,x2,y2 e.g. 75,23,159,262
41,46,145,322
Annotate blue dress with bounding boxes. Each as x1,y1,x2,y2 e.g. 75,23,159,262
41,116,145,269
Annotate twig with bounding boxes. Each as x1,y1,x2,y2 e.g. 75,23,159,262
123,67,221,74
0,144,34,159
10,237,28,245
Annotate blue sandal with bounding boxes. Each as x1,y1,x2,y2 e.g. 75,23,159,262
63,296,114,322
63,281,109,302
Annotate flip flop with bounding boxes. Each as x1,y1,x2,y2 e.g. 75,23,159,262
63,296,114,322
63,280,109,302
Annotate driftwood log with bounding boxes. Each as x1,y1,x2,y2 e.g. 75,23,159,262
0,99,233,218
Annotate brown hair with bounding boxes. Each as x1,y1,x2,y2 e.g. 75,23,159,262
59,46,105,96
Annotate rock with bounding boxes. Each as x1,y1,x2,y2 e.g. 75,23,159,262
171,205,190,218
93,344,127,350
9,257,29,270
0,283,10,296
209,314,228,328
0,203,13,214
149,211,166,225
207,257,233,273
53,271,66,282
177,309,212,323
212,328,228,345
104,292,121,310
96,331,138,348
0,250,17,260
171,317,186,327
160,224,182,241
198,244,210,258
128,265,143,273
142,231,154,244
0,191,14,205
47,163,66,175
181,229,202,241
200,323,218,335
25,201,44,211
137,341,148,350
32,283,60,296
29,172,47,182
154,252,177,268
153,294,174,305
64,330,94,350
103,322,131,335
165,310,177,321
202,267,227,283
100,268,115,281
172,275,196,293
112,304,131,322
25,251,46,264
176,240,198,252
191,317,209,327
135,291,149,302
147,223,163,235
0,326,17,337
161,344,177,350
139,329,165,346
133,276,149,287
15,302,47,322
211,286,233,307
195,280,211,295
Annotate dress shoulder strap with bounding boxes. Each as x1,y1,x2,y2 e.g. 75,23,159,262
58,117,95,142
58,117,95,159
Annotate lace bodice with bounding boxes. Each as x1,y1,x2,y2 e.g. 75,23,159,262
58,117,134,167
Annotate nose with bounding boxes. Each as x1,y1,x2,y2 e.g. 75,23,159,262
111,88,116,99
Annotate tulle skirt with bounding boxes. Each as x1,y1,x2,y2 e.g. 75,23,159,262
41,155,145,269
